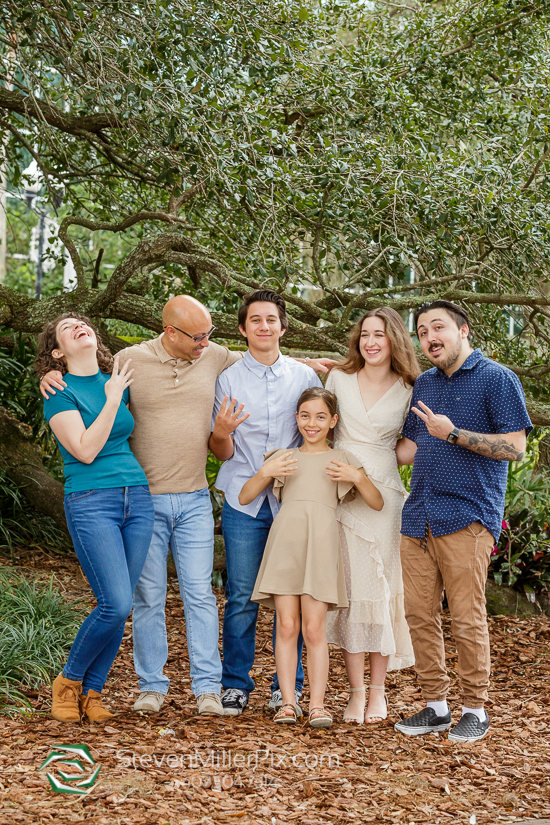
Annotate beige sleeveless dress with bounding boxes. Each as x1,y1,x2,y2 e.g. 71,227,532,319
251,448,363,611
325,370,415,670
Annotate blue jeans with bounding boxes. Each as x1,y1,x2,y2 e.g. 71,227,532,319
221,498,304,695
63,485,154,694
132,488,222,697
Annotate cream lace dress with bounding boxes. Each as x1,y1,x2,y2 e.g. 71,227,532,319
325,369,415,670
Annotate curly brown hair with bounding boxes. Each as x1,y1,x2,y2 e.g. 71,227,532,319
35,312,114,378
333,307,420,386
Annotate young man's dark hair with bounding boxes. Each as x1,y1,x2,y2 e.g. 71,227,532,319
237,289,289,331
414,300,472,344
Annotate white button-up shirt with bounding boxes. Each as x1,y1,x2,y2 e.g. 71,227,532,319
212,350,321,517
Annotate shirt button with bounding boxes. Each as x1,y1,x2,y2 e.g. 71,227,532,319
441,404,445,408
426,497,429,501
175,379,179,384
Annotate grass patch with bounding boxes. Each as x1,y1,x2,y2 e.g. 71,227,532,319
0,568,86,714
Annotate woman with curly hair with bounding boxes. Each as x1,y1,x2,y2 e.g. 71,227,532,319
325,307,419,724
37,312,154,724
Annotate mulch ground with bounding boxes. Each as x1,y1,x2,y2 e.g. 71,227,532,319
1,549,549,825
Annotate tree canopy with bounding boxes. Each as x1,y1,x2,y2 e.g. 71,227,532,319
2,0,550,412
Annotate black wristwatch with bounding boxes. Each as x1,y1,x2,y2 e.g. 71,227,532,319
446,426,460,444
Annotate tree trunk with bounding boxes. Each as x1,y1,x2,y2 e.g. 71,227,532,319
0,407,68,535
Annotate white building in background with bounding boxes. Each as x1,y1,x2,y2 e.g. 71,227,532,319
28,215,76,292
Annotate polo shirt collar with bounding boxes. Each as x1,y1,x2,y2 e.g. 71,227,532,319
243,349,284,377
151,333,197,365
151,334,175,363
437,347,483,377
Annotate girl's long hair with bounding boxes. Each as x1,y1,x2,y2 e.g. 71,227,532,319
35,312,113,378
333,307,420,386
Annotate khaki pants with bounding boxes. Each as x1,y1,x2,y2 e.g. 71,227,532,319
400,523,494,708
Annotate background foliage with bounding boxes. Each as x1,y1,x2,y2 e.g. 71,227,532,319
1,1,550,599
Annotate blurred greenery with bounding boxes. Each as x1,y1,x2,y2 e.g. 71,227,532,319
492,432,550,600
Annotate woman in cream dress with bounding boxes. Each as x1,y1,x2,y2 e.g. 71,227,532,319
325,307,420,724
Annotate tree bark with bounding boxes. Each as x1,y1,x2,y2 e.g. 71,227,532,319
0,407,68,536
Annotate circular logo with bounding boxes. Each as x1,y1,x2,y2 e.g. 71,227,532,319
39,744,101,794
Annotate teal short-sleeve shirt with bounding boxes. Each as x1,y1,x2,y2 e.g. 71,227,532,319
43,371,148,494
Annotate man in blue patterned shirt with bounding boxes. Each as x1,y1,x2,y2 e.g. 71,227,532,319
395,300,532,743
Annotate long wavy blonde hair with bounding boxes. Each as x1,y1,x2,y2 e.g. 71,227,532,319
334,307,420,386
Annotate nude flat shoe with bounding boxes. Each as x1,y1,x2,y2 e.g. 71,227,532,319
343,686,366,724
365,684,387,724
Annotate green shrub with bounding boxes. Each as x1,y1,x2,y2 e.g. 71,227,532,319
491,459,550,600
0,568,86,713
0,333,62,475
206,452,224,527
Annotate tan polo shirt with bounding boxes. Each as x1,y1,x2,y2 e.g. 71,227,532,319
118,336,242,495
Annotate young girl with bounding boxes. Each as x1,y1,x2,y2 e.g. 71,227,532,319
239,387,383,727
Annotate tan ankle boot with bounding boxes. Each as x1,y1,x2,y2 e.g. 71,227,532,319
52,673,82,722
79,689,114,723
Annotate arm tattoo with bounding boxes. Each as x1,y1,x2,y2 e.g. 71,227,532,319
456,429,525,462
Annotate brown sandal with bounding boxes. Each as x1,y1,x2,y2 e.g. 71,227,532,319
309,706,333,728
274,703,298,724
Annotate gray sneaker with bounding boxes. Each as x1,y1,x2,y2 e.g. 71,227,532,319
133,691,165,712
448,712,489,743
268,688,303,718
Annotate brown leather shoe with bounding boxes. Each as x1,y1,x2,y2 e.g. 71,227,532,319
79,689,114,722
51,673,82,722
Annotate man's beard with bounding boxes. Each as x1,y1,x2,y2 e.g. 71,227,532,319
427,337,462,370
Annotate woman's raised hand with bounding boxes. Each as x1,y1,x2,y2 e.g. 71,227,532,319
262,451,297,479
104,356,134,405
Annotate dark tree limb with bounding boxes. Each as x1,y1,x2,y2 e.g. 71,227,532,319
0,87,120,135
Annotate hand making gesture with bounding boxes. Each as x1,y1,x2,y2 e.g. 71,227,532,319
104,355,134,406
261,451,298,481
213,395,250,438
325,459,362,485
412,400,454,440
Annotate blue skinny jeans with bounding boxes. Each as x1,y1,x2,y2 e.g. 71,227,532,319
63,485,154,694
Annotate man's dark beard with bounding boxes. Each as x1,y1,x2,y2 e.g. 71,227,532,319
428,337,462,370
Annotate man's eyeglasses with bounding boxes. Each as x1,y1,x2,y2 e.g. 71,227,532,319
164,324,216,343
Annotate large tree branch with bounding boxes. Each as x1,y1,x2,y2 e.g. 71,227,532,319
0,87,120,135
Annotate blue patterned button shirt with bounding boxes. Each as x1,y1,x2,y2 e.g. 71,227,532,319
401,349,532,542
212,350,321,517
